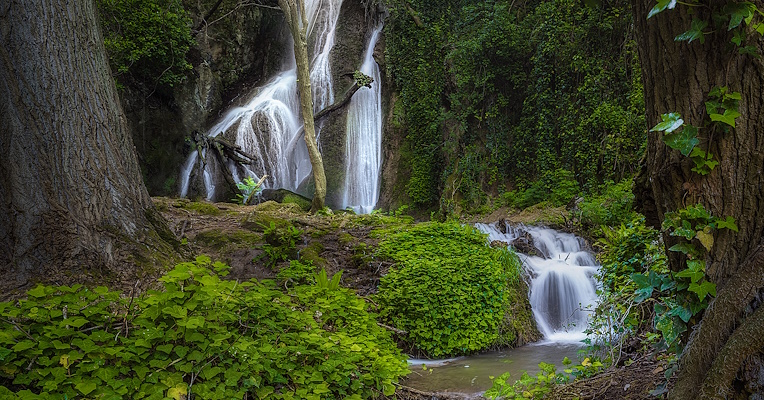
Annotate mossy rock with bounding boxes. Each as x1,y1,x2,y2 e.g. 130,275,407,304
299,241,327,269
260,189,312,211
174,199,224,216
194,229,261,251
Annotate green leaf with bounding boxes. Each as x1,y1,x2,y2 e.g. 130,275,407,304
716,216,739,232
76,381,97,395
696,230,714,251
12,341,36,352
648,0,677,18
675,18,708,43
651,112,683,133
668,242,696,254
27,285,49,298
662,125,699,156
689,281,717,300
710,109,741,127
675,268,705,284
724,2,755,30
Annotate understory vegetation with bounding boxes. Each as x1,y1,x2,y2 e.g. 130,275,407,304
0,257,408,399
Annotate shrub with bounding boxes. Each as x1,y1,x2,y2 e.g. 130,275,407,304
577,179,636,228
374,222,525,357
0,257,408,399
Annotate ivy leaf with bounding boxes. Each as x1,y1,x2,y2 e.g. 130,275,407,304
167,384,188,400
696,230,714,251
675,18,708,43
668,242,696,254
651,112,683,133
676,268,705,284
662,125,699,156
76,381,97,395
738,45,760,56
667,305,693,323
689,281,716,300
648,0,677,18
716,216,739,231
724,2,755,30
710,109,741,127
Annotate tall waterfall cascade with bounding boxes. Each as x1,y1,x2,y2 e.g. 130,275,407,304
476,222,599,342
179,0,384,214
341,25,384,214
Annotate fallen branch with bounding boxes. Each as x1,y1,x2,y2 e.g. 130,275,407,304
314,71,373,122
377,322,407,335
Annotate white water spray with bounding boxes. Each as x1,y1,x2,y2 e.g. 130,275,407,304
476,223,599,342
341,25,383,213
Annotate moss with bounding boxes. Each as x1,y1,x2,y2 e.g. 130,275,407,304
176,200,223,216
509,202,568,227
282,193,311,211
501,278,542,347
299,241,327,269
338,232,355,246
194,229,261,253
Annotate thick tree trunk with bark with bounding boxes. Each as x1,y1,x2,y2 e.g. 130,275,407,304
0,0,176,294
631,0,764,397
278,0,327,212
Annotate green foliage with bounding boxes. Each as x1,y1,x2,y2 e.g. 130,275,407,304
97,0,193,89
374,222,524,357
258,222,302,268
503,169,580,210
0,257,408,399
590,207,736,355
386,0,645,210
233,177,264,205
484,357,604,399
576,179,636,229
585,216,665,361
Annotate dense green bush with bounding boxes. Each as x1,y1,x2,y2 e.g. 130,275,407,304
0,257,407,399
374,222,528,357
502,169,580,209
97,0,194,89
577,179,636,228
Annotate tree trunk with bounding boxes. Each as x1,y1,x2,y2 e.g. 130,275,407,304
631,0,764,397
278,0,327,212
0,0,176,294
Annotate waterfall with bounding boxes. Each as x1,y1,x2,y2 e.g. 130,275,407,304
341,25,383,214
180,0,344,200
476,223,599,342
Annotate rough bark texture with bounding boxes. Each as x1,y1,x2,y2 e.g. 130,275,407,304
278,0,327,212
0,0,175,295
631,0,764,397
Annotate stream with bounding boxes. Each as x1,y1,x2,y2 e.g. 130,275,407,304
402,222,599,396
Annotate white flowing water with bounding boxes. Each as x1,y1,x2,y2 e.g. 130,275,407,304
476,222,599,342
179,0,344,200
341,25,383,214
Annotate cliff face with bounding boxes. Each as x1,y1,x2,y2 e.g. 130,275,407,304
123,4,285,196
122,1,405,212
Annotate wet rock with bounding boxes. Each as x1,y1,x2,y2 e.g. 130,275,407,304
511,230,546,259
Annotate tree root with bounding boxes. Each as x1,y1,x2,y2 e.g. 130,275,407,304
671,239,764,399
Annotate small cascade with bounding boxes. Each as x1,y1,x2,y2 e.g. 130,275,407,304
341,24,383,213
180,0,344,200
476,222,599,342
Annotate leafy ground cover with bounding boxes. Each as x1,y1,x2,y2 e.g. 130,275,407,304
0,257,408,399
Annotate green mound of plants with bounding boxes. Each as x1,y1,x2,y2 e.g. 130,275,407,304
0,257,408,399
374,222,526,357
